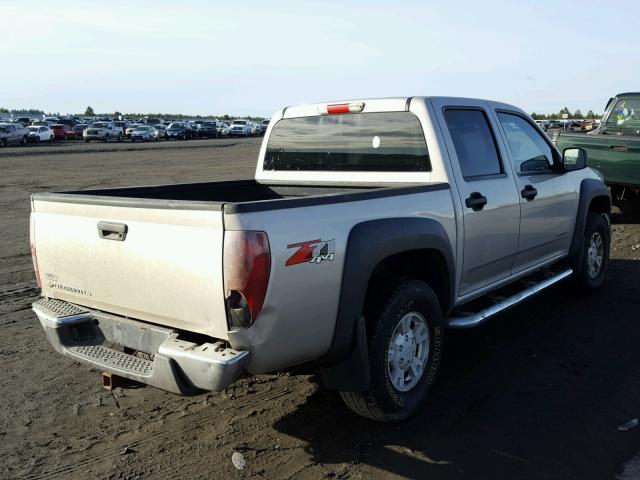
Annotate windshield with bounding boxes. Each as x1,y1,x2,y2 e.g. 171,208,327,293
264,112,431,172
136,126,152,131
605,96,640,131
27,127,39,132
168,123,183,129
0,126,6,132
91,122,108,128
232,120,246,125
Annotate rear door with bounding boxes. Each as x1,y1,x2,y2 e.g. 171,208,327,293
493,111,577,272
434,99,521,296
32,198,229,338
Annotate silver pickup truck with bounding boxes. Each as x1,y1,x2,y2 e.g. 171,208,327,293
30,97,611,421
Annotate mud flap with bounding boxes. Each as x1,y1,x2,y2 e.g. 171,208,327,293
320,316,370,392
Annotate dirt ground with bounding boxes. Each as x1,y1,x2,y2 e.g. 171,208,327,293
1,138,640,480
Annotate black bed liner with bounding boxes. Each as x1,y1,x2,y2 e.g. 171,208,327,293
32,179,449,213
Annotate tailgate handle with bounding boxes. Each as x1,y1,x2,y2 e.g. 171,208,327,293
98,221,128,241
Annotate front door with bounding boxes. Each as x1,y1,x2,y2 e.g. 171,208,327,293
438,104,521,296
493,111,577,272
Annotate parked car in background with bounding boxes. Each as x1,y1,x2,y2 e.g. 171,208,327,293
165,122,192,140
144,118,162,126
125,124,141,138
114,120,129,136
83,122,123,142
218,122,230,136
50,124,73,140
26,126,53,143
0,123,28,146
131,125,157,142
580,120,596,132
15,117,31,127
555,92,640,197
198,121,219,138
259,119,270,135
73,124,88,139
229,119,252,137
31,120,54,127
154,124,166,139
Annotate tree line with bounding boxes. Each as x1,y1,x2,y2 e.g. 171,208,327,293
530,107,602,120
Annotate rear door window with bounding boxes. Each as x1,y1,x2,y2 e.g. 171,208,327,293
443,109,503,179
264,112,431,172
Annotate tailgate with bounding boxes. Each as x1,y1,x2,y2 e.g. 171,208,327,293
31,196,229,338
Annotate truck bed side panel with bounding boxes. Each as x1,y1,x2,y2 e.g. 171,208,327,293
224,186,455,374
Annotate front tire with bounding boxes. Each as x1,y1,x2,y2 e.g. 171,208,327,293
573,212,610,293
339,280,444,422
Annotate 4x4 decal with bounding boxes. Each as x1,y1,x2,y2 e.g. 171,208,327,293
286,239,335,266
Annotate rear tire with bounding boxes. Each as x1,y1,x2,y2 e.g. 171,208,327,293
105,134,110,143
21,136,27,146
573,212,609,294
1,138,6,147
339,280,444,422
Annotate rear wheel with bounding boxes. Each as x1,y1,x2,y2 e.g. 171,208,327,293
21,136,27,146
105,134,110,143
339,280,444,422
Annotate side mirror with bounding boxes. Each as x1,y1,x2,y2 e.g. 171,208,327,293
562,147,587,171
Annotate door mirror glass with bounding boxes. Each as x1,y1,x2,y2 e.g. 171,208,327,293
563,147,587,170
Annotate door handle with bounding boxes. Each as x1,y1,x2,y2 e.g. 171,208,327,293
465,192,487,211
609,145,628,152
521,184,538,201
97,221,128,241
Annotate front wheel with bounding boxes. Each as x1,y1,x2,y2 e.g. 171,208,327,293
573,212,610,293
339,280,444,422
105,134,110,142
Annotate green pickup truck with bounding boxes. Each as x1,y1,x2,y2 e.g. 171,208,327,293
554,92,640,197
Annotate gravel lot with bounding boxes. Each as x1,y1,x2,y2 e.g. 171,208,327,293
1,138,640,480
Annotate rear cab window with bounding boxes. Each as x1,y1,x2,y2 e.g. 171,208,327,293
264,112,431,172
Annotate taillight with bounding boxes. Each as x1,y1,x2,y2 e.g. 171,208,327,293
318,101,365,115
31,243,42,288
223,231,270,328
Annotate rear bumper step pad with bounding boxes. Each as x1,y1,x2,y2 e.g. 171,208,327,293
33,298,249,394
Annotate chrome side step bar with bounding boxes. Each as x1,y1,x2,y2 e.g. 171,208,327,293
446,268,573,329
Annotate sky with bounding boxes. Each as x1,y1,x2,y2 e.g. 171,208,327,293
2,0,639,118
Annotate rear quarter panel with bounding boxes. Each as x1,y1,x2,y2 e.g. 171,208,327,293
224,189,455,374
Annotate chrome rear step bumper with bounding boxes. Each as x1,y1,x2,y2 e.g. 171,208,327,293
33,298,249,394
446,268,573,329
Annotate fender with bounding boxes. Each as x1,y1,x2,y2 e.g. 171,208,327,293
568,178,611,268
320,217,454,391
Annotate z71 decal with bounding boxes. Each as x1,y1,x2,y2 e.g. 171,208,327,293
286,239,335,266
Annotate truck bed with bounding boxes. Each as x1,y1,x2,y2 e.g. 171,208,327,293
34,180,386,211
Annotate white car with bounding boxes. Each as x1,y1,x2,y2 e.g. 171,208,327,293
26,126,54,143
83,122,123,142
229,119,252,137
131,126,158,142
